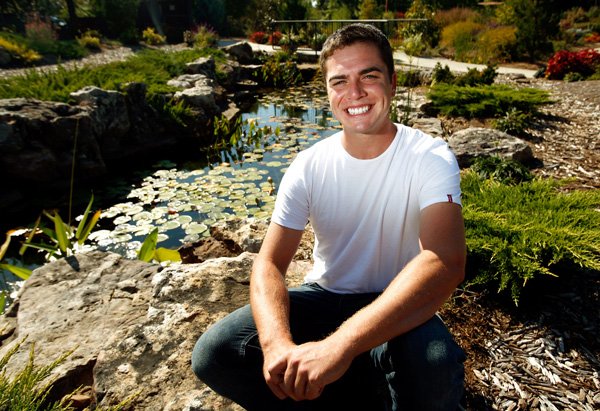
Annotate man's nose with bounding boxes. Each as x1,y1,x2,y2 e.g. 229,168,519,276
347,80,365,99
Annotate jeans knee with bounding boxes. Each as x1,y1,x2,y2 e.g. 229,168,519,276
191,330,216,382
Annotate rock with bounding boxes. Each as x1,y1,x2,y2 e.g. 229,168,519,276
447,127,534,167
223,41,255,65
0,219,312,409
175,85,219,114
186,56,216,78
70,86,131,140
410,117,445,139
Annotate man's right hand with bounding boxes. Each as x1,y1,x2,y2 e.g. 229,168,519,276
263,341,297,400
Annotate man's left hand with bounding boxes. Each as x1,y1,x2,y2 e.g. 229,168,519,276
279,338,353,401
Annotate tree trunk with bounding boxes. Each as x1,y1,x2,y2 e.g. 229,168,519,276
65,0,78,35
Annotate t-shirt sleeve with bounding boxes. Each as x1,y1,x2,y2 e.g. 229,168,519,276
270,155,310,230
418,141,462,210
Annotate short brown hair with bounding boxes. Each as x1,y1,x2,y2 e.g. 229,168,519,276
319,23,395,82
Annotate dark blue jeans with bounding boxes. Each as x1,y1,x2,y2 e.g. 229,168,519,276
191,283,465,410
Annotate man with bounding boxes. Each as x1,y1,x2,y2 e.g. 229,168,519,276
192,23,466,410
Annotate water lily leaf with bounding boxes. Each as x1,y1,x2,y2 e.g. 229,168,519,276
114,215,132,225
186,223,208,235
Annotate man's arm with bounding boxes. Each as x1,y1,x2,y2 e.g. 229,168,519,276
280,202,466,400
250,221,304,400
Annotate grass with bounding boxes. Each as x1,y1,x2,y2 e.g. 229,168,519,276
462,168,600,305
0,47,227,103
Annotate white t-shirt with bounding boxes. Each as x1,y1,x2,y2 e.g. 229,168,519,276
271,124,461,294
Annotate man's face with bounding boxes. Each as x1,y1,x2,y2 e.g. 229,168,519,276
324,42,396,138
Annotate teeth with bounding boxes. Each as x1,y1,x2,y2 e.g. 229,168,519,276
347,106,370,115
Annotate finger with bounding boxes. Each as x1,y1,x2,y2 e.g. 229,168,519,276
282,364,299,400
265,370,288,400
293,370,308,401
304,382,324,401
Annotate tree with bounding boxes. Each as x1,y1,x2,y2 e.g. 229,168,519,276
358,0,381,19
501,0,562,60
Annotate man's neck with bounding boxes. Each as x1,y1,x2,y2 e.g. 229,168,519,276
341,122,397,160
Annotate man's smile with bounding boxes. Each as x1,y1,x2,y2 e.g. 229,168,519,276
346,105,371,116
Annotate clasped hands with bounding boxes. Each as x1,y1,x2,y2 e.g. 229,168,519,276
263,338,352,402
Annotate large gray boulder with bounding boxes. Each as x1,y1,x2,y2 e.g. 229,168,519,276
447,127,534,167
222,42,255,65
0,220,311,410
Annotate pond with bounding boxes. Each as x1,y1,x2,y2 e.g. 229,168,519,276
0,82,340,304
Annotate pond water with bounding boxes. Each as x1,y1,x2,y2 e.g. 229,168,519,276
0,82,340,303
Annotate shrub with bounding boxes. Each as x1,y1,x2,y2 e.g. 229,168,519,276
401,32,426,56
401,0,440,49
477,25,517,63
462,169,600,305
0,37,41,64
191,25,219,49
492,107,532,136
427,84,551,118
396,69,425,87
249,31,268,44
440,20,484,63
259,51,301,87
469,156,533,185
545,49,600,79
434,7,481,29
431,63,497,86
142,27,166,46
77,31,102,50
584,32,600,43
94,0,139,43
563,72,585,82
25,14,58,54
268,31,283,45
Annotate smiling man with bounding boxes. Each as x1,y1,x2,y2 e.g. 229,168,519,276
192,23,466,410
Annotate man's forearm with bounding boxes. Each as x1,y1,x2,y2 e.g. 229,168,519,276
250,257,294,349
327,249,464,359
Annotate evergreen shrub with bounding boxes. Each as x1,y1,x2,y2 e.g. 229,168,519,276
462,169,600,305
427,84,550,118
0,36,41,64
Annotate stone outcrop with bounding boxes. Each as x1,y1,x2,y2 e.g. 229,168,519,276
0,219,312,410
447,127,535,167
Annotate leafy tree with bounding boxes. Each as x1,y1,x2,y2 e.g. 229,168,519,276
358,0,381,19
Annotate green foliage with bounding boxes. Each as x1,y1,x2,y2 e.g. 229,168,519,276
0,48,215,102
93,0,140,43
0,35,41,64
401,33,426,56
76,31,102,51
500,0,559,60
142,27,166,46
492,107,532,136
469,156,533,185
0,340,73,411
462,170,600,305
259,51,302,87
0,340,136,409
21,195,101,260
401,0,440,49
431,63,497,87
427,84,551,118
137,228,182,263
396,69,425,88
358,0,380,20
184,25,219,49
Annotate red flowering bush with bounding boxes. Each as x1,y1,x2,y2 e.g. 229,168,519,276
249,31,268,44
545,49,600,79
268,31,282,45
